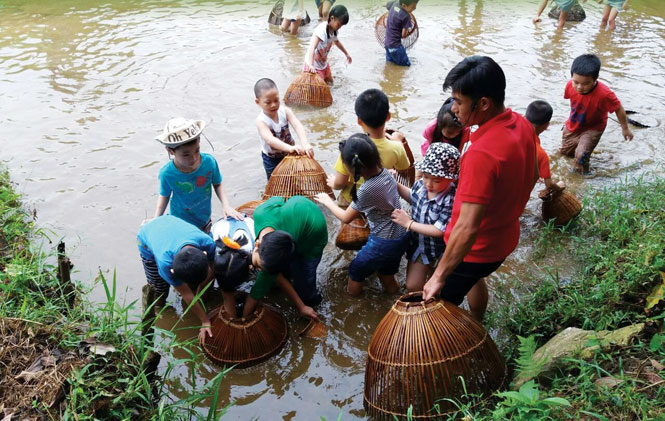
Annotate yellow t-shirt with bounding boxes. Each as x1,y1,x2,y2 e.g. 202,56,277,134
333,136,411,203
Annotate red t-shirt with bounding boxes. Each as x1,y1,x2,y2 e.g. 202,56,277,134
536,136,551,179
444,109,537,263
564,80,621,133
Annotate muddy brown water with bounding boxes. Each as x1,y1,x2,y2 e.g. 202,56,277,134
1,0,664,418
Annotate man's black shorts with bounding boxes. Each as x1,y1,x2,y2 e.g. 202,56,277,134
440,260,504,305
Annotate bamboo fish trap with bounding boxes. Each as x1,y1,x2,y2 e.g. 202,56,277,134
375,11,419,50
335,213,370,251
539,188,582,226
386,130,416,188
201,294,288,369
236,199,266,217
268,0,311,26
284,72,333,108
364,292,506,419
262,154,335,201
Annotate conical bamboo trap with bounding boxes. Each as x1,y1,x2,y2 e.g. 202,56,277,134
201,294,288,369
390,131,416,188
299,318,327,338
262,154,335,201
539,188,582,226
236,199,266,217
364,292,506,419
335,213,370,251
284,72,333,107
268,0,311,26
375,11,419,50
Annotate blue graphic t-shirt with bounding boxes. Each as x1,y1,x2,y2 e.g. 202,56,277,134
158,153,222,228
137,215,216,286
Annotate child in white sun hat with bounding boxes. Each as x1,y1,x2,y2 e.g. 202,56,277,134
152,117,243,232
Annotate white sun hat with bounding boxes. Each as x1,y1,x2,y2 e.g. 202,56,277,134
155,117,206,147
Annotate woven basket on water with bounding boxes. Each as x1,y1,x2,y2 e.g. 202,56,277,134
539,188,582,226
386,130,416,188
284,72,333,107
263,154,335,201
364,292,506,419
201,293,288,369
374,11,419,50
268,0,311,26
236,199,266,217
335,214,370,251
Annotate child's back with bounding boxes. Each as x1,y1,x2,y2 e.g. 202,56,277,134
384,0,418,67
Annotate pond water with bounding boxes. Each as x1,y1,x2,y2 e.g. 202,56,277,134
1,0,664,418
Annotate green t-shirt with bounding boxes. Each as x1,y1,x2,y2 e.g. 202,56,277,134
250,196,328,300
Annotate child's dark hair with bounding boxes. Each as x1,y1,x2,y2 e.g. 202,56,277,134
443,55,506,106
172,246,209,289
355,89,390,129
258,230,295,275
327,5,349,36
432,97,463,147
525,100,553,126
254,78,277,98
214,247,250,292
339,133,382,202
571,54,601,79
400,0,419,6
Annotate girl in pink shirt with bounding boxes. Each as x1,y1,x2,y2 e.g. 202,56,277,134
421,98,470,156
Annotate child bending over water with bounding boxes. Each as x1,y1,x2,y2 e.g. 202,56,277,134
304,4,351,83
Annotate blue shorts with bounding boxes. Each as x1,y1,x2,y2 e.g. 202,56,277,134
554,0,578,13
348,234,408,282
288,254,322,307
385,45,411,67
262,153,285,180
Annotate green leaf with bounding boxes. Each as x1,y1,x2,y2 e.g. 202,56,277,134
541,397,571,407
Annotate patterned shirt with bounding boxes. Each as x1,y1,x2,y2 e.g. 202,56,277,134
409,179,456,264
351,169,406,240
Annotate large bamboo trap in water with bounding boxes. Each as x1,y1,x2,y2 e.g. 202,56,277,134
539,188,582,226
201,295,288,369
263,154,335,201
375,11,419,50
284,72,332,108
364,292,506,419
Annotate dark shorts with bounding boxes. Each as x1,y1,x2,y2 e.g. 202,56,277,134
141,257,171,296
385,45,411,67
560,127,603,172
440,259,504,305
289,255,323,307
348,234,408,282
262,152,285,180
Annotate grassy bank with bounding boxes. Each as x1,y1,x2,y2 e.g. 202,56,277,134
0,166,227,419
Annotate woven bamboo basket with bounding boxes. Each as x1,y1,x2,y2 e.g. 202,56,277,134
268,0,311,26
548,4,586,21
284,72,333,108
386,130,416,188
236,199,266,217
375,11,419,50
335,213,370,250
539,188,582,226
201,293,288,369
262,154,335,201
364,292,506,419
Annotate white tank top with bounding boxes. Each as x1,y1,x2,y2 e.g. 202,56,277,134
257,108,294,156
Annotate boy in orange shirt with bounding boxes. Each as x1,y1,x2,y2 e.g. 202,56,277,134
525,100,565,192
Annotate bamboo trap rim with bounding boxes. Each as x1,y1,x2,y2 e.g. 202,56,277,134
374,11,419,50
263,154,335,200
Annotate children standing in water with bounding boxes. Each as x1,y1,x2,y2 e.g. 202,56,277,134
421,98,471,156
391,143,459,292
153,117,242,232
316,134,408,296
599,0,629,30
525,100,565,192
533,0,581,28
384,0,419,67
254,78,313,179
304,4,351,83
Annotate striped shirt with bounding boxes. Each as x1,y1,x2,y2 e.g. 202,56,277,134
409,180,456,264
351,169,406,240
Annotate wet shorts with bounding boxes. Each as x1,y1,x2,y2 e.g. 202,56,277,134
303,63,332,82
348,234,408,282
440,259,504,305
554,0,578,13
560,127,603,172
606,0,625,9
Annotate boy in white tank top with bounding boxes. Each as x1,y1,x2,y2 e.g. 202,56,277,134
254,78,314,179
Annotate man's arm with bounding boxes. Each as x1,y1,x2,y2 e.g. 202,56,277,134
422,202,486,300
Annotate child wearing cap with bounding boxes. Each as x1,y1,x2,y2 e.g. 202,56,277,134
153,117,243,232
391,143,460,292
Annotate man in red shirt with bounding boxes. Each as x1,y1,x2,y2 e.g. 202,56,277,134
422,56,538,322
561,54,633,173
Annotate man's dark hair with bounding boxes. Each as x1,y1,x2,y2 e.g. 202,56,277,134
254,78,277,98
214,247,250,292
258,230,295,275
355,89,390,129
172,246,209,289
443,56,506,106
571,54,601,79
525,100,554,126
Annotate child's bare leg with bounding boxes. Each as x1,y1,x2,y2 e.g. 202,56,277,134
600,5,611,28
405,260,430,292
222,291,236,317
290,19,301,35
608,8,619,30
320,0,333,19
280,18,291,32
558,11,568,28
347,278,364,296
378,274,400,294
467,278,488,322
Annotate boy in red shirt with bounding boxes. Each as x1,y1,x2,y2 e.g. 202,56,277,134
525,100,565,193
561,54,633,174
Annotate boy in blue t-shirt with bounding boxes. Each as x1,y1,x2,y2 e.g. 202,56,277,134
384,0,418,67
152,117,242,231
